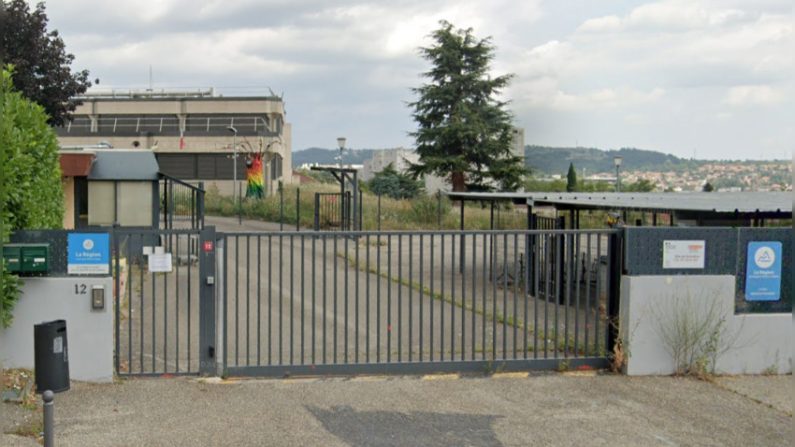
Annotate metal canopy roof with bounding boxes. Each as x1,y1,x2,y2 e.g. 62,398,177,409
444,191,792,214
88,150,160,181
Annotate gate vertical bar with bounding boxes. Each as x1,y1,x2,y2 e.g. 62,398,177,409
199,226,217,375
606,230,623,358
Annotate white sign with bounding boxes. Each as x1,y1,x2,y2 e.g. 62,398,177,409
148,253,173,272
662,240,706,269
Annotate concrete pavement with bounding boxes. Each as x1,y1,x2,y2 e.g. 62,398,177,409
34,373,792,447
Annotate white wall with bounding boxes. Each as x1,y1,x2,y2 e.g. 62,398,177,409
0,277,114,382
620,275,791,375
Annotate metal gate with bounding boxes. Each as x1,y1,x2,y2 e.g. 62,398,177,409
113,227,216,377
216,229,622,377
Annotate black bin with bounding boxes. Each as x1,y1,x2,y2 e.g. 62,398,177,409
34,319,70,393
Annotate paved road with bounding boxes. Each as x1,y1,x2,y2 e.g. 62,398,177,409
44,373,792,447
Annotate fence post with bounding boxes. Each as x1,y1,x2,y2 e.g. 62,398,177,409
197,182,205,229
606,229,623,358
279,181,284,231
169,180,175,230
296,187,301,231
314,193,320,231
556,216,566,304
437,191,442,229
377,194,381,232
42,390,54,447
199,225,217,376
237,182,243,225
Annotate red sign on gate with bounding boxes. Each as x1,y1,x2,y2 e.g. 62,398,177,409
203,241,214,253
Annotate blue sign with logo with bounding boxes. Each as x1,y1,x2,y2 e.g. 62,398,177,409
67,233,110,275
745,241,782,302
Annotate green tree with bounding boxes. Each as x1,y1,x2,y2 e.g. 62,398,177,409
0,0,93,125
702,182,714,192
624,179,655,192
369,163,423,200
0,67,64,327
408,21,525,192
566,162,578,192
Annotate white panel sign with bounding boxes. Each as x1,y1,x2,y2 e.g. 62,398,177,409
148,253,173,272
663,240,705,269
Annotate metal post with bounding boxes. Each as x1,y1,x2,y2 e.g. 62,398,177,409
556,216,566,304
279,181,284,231
606,230,623,358
296,188,301,231
314,193,320,231
238,182,242,225
460,200,465,273
199,226,217,375
437,191,442,229
377,194,381,232
42,390,54,447
198,182,205,229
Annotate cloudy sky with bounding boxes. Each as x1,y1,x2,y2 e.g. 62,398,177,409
44,0,793,160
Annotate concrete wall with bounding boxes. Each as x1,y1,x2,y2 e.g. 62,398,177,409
620,275,791,375
0,277,114,382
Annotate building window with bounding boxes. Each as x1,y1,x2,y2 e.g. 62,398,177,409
270,154,283,180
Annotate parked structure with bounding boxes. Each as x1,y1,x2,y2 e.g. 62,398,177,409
54,89,292,195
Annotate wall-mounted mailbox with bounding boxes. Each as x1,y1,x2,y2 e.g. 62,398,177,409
2,245,22,272
2,243,49,274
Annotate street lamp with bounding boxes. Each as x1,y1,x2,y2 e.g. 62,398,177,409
613,156,623,192
227,126,239,222
337,137,346,168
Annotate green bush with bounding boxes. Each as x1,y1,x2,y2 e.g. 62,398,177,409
0,67,65,327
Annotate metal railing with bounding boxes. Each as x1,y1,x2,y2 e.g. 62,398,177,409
160,174,205,230
218,228,621,376
313,191,363,231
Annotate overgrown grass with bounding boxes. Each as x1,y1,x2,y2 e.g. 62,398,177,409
205,184,529,230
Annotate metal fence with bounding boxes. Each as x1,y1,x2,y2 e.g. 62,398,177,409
113,228,213,376
217,228,621,376
313,191,363,231
160,174,205,230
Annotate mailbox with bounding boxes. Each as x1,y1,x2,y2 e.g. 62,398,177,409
2,245,21,272
2,243,49,274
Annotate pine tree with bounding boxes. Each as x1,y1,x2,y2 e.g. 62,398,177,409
408,21,525,192
566,162,578,192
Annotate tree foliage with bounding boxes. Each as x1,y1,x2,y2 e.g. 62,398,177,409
408,21,525,192
0,67,65,327
0,0,93,126
368,163,423,200
566,162,578,192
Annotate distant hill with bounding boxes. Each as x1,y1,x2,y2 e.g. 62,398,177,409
292,147,378,167
525,146,688,175
293,145,694,174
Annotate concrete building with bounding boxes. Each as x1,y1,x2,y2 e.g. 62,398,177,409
360,148,419,182
55,89,292,195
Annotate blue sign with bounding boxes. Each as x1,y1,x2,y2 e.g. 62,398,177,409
745,241,782,302
67,233,110,275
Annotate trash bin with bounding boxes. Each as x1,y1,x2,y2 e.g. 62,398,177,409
34,319,70,393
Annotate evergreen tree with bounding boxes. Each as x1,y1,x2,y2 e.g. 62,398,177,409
408,21,525,192
566,162,578,192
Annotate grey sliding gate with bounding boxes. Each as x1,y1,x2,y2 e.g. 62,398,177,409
217,229,622,377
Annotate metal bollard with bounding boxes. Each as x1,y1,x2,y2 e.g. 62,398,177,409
42,390,54,447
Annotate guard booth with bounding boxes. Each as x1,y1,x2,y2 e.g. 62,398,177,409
311,166,362,231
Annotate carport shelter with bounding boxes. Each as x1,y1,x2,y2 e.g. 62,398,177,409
444,191,792,229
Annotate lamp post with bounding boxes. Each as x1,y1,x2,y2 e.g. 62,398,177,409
613,156,623,192
227,126,239,222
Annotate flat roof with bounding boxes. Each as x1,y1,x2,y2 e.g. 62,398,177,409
88,150,160,181
310,166,359,174
444,191,792,214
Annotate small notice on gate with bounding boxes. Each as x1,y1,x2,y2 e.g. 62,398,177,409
148,253,173,272
662,240,705,269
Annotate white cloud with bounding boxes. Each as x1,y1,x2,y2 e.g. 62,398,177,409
724,85,785,105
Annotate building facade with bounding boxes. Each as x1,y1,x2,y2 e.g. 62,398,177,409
55,89,292,195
